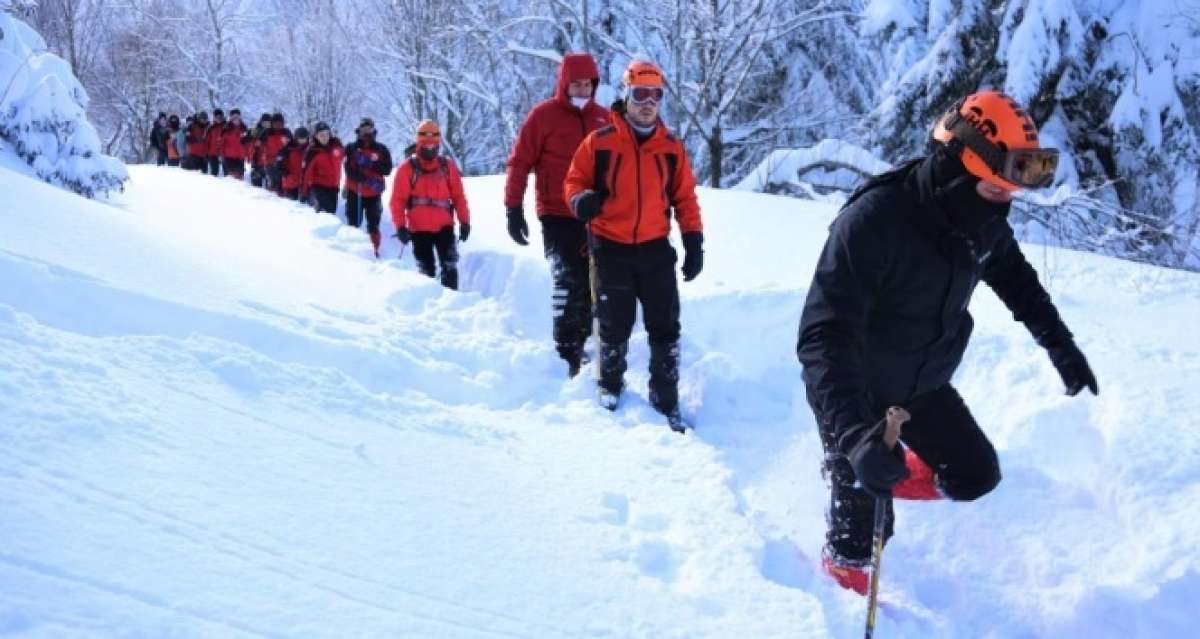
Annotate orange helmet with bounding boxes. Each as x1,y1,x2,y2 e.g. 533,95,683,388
416,119,440,145
622,60,665,88
933,91,1057,191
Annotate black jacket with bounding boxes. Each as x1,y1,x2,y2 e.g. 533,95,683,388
797,153,1072,454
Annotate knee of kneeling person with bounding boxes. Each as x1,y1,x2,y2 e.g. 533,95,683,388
943,465,1001,501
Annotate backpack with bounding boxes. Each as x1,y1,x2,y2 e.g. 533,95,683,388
407,156,455,211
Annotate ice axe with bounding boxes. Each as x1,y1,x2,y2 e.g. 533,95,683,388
865,405,910,639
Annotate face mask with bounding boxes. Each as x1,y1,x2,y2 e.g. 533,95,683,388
570,96,589,109
419,146,439,161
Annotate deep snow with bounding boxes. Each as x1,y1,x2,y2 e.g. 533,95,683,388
1,160,1197,638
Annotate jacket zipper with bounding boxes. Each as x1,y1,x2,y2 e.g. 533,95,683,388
633,140,643,244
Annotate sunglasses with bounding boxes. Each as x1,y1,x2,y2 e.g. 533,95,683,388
629,86,664,105
418,131,440,138
944,109,1059,189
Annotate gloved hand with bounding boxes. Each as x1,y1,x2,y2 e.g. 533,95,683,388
459,223,471,243
506,206,529,245
572,190,603,222
395,227,411,245
847,423,909,497
681,232,704,282
366,177,386,193
1046,340,1098,396
355,153,372,168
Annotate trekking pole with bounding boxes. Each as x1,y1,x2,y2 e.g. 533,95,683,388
865,406,910,639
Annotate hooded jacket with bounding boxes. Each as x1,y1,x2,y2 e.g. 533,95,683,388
276,139,308,190
389,154,470,233
505,53,611,217
562,107,703,245
205,120,226,157
302,138,345,191
796,152,1072,455
185,121,208,157
220,121,248,159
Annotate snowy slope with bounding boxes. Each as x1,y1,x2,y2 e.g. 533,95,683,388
1,159,1197,638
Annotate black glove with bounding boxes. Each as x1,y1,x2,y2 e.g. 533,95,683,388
506,206,529,245
847,423,909,497
395,227,411,245
681,232,704,282
1046,340,1098,396
459,223,471,243
572,190,603,222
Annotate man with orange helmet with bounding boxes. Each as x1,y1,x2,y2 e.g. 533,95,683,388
563,59,704,432
389,119,471,289
505,52,611,378
797,91,1097,595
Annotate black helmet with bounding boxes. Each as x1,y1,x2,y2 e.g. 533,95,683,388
294,126,311,139
313,121,331,134
271,112,285,124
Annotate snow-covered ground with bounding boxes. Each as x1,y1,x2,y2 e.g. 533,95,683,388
1,160,1197,638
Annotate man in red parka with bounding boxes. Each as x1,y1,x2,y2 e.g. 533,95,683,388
220,109,248,180
303,122,344,216
185,112,209,172
563,59,705,432
262,113,292,196
205,108,226,176
505,52,611,377
276,126,309,200
390,120,470,289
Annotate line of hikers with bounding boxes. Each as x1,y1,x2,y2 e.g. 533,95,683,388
155,54,1097,599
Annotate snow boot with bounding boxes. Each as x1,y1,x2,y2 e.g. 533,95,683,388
892,447,942,501
597,341,627,410
369,230,381,258
821,546,869,596
649,341,684,432
663,408,690,434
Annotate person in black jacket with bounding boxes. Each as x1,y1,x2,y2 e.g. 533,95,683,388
343,117,394,257
149,112,168,165
797,91,1098,595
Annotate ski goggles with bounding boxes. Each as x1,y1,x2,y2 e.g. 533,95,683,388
628,86,664,105
417,131,440,138
943,109,1059,189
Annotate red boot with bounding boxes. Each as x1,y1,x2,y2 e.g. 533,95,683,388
369,230,381,258
892,447,942,500
822,547,868,596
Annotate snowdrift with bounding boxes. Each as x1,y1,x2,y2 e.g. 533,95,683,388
1,158,1197,638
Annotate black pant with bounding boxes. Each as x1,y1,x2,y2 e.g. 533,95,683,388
223,157,245,180
155,149,167,166
540,216,593,360
167,158,180,167
345,191,383,234
412,226,459,290
814,384,1001,562
310,186,338,215
592,237,681,412
183,156,202,171
283,188,299,200
208,156,222,176
250,165,265,187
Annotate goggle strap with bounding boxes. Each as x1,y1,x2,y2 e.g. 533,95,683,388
944,111,1007,176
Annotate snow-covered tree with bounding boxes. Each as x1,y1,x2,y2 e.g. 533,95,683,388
0,10,127,197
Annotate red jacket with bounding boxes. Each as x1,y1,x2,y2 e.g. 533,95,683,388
389,155,470,232
262,127,292,168
344,137,394,198
302,139,344,191
563,110,703,245
505,53,610,218
221,122,248,159
276,141,307,190
185,122,208,157
205,121,225,157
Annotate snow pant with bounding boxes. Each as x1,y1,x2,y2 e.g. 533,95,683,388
540,216,593,363
208,156,223,177
198,155,210,174
183,156,202,171
155,149,167,166
411,226,459,290
345,191,384,256
250,165,265,188
167,158,180,167
812,383,1002,563
265,167,283,194
282,188,299,200
223,158,245,180
591,236,681,413
310,186,338,215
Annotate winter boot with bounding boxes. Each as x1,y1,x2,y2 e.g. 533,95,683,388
893,447,942,501
648,341,681,416
369,230,381,258
559,343,584,379
821,546,869,596
597,341,627,410
440,267,459,291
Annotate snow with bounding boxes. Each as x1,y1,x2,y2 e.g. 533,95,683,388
2,155,1199,637
0,13,126,198
733,138,892,198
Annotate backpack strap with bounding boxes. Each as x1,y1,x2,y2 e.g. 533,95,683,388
407,156,456,212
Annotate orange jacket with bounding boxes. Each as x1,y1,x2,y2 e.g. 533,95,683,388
563,115,702,244
388,155,471,232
